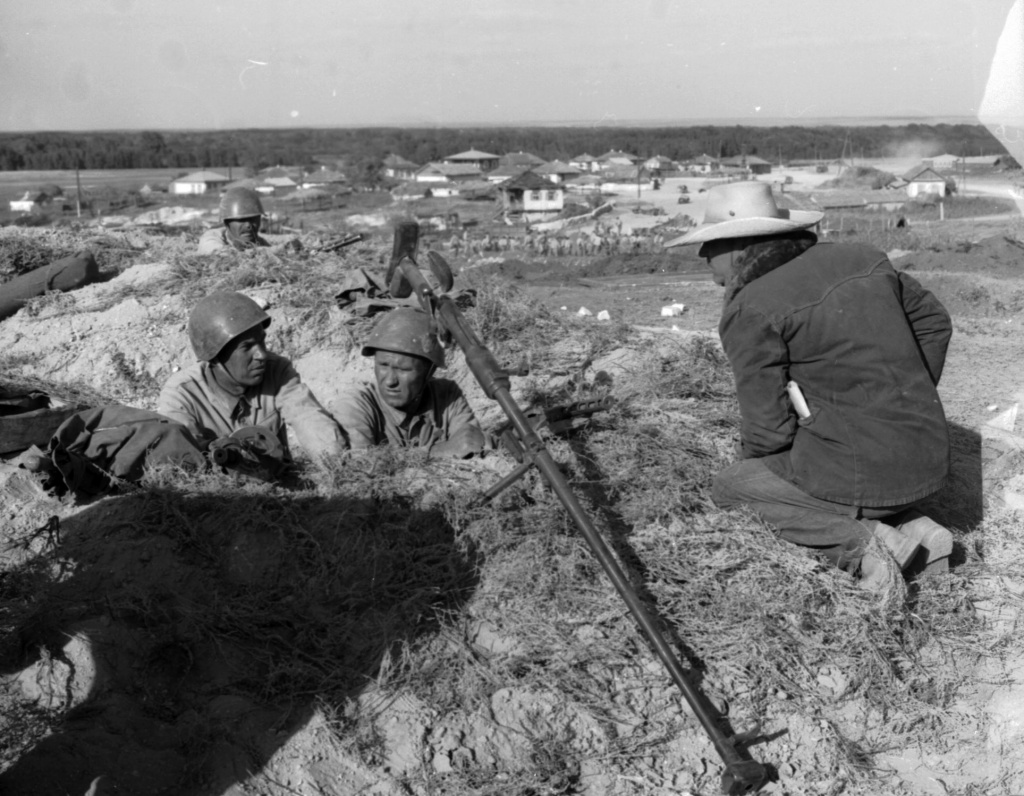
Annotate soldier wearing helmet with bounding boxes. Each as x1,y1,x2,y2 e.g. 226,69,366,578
157,291,346,465
330,307,484,458
197,187,271,254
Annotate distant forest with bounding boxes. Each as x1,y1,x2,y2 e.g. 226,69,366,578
0,124,1008,181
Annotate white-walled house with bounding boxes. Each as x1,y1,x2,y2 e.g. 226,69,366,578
415,163,483,183
498,171,565,216
169,171,231,195
902,165,949,198
534,160,582,184
569,153,600,173
9,191,45,213
442,149,500,173
382,154,420,180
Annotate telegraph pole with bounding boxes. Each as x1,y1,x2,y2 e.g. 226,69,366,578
75,162,83,218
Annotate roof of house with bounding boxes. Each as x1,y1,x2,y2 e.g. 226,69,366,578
173,170,231,184
444,149,500,161
534,160,582,176
601,165,644,181
418,162,483,178
501,151,546,167
903,165,947,182
571,153,597,162
383,154,419,169
303,169,346,183
597,150,638,162
260,166,302,179
690,154,720,164
720,155,772,167
500,171,564,191
224,178,261,192
263,176,298,188
487,164,533,180
12,191,44,203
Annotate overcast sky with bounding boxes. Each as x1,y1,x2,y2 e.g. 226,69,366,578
0,0,1018,132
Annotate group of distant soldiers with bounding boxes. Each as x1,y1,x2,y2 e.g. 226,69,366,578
443,225,672,258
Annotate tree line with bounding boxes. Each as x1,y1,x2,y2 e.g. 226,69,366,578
0,124,1008,178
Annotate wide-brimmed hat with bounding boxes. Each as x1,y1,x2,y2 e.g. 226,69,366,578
665,181,823,247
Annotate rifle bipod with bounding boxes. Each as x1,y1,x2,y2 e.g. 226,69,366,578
384,221,768,795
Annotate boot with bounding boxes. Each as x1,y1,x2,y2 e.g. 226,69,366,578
872,522,921,571
897,511,954,574
857,537,906,603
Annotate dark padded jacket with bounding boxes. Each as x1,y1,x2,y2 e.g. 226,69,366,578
719,242,951,506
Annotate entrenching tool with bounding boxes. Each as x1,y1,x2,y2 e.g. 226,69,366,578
384,221,768,795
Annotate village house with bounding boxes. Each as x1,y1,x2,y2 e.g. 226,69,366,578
391,182,430,201
600,165,651,191
563,174,603,194
924,153,963,171
382,154,419,181
260,166,303,180
720,155,772,175
596,150,639,171
902,165,949,198
687,154,721,174
500,151,546,169
442,149,500,173
534,160,582,184
169,170,232,195
9,191,47,213
261,176,298,197
486,163,533,184
498,171,565,217
301,167,347,190
415,162,483,184
569,153,600,173
643,155,676,176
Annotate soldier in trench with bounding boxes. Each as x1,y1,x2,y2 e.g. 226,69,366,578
158,291,346,466
330,308,485,459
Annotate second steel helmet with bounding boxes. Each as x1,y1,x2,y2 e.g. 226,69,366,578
361,308,445,369
188,291,271,361
219,187,265,223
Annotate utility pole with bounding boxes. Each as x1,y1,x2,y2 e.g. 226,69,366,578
75,163,83,218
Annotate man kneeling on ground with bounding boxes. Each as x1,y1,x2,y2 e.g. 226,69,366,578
158,291,346,467
331,307,485,458
666,181,954,591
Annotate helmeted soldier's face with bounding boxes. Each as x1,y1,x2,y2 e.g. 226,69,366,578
226,216,261,246
218,326,269,387
374,350,431,412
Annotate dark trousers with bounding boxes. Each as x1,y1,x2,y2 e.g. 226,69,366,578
712,455,921,573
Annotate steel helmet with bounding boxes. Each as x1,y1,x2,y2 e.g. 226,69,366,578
219,187,264,223
361,308,445,369
188,291,271,361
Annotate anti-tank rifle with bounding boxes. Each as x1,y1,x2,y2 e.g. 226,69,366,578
383,221,768,796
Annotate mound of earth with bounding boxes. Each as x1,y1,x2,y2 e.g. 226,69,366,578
892,234,1024,278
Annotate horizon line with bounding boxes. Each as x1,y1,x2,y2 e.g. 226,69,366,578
0,115,985,136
